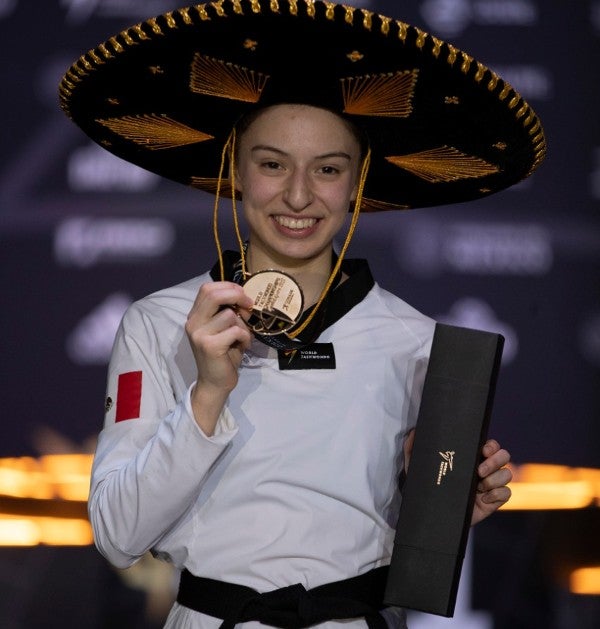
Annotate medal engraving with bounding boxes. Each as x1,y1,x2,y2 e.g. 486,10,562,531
243,270,303,335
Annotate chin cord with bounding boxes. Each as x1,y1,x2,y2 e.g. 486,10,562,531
213,128,248,283
212,133,372,340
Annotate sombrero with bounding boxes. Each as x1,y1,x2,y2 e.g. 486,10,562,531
59,0,545,212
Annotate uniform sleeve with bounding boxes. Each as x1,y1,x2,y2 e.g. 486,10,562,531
406,352,430,433
88,302,238,569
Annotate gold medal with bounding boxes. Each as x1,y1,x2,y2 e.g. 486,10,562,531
242,270,304,336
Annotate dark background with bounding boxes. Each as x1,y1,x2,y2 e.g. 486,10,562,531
1,1,599,627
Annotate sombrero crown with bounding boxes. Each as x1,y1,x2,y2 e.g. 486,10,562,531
59,0,545,211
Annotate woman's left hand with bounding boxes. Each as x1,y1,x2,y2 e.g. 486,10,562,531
403,432,512,525
471,439,512,525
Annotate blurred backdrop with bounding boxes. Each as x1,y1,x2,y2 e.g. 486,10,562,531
0,1,599,627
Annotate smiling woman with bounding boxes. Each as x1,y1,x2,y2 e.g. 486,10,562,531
57,2,542,628
234,104,363,306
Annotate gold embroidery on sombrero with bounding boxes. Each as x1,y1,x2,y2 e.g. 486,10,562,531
98,43,116,60
196,5,210,20
499,84,512,101
361,9,373,29
64,66,83,87
396,20,408,43
516,103,528,120
96,114,214,150
288,0,299,16
59,83,75,113
88,50,105,66
189,54,269,103
360,197,410,212
379,15,391,35
211,1,227,17
385,147,499,183
461,53,473,74
305,0,316,18
250,0,261,13
447,44,458,66
60,55,93,105
346,50,364,62
231,0,244,14
474,62,486,82
490,76,545,171
164,12,177,28
528,120,546,175
108,37,125,53
73,58,90,76
131,24,151,41
178,7,194,24
147,18,164,35
324,2,335,19
341,69,418,118
189,177,234,196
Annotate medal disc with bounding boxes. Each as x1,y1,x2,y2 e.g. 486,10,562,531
242,270,304,336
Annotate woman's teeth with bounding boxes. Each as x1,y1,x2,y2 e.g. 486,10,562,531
274,216,317,229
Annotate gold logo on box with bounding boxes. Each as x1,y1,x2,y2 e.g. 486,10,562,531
436,450,455,485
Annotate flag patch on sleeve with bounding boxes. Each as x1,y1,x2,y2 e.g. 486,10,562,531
115,371,142,422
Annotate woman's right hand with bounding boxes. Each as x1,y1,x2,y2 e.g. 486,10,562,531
185,281,254,434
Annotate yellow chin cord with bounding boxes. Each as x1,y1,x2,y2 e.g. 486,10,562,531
212,134,372,340
213,128,247,282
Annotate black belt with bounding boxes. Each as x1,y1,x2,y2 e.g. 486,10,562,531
176,566,390,628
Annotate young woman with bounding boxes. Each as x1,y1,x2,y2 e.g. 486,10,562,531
60,2,544,627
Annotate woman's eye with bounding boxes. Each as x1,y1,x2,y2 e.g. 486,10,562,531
319,166,339,175
261,161,281,170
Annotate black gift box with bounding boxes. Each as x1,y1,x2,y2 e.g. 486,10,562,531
384,323,504,616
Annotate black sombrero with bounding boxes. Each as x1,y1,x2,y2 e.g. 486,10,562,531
59,0,545,211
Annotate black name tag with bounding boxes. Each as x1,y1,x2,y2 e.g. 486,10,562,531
278,343,336,370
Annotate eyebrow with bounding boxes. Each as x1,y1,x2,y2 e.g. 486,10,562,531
250,145,352,160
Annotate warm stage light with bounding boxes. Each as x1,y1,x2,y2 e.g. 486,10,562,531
569,566,600,595
0,517,92,546
0,454,92,501
0,454,92,546
500,463,600,510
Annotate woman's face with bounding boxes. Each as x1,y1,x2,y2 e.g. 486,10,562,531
234,104,361,270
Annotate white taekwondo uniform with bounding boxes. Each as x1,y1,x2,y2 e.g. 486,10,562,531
89,258,435,628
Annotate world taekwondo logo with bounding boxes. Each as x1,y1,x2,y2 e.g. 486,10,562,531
436,450,455,485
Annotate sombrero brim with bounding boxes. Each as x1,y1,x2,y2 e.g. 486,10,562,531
59,0,546,211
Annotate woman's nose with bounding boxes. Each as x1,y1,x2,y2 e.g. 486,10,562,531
283,170,314,211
